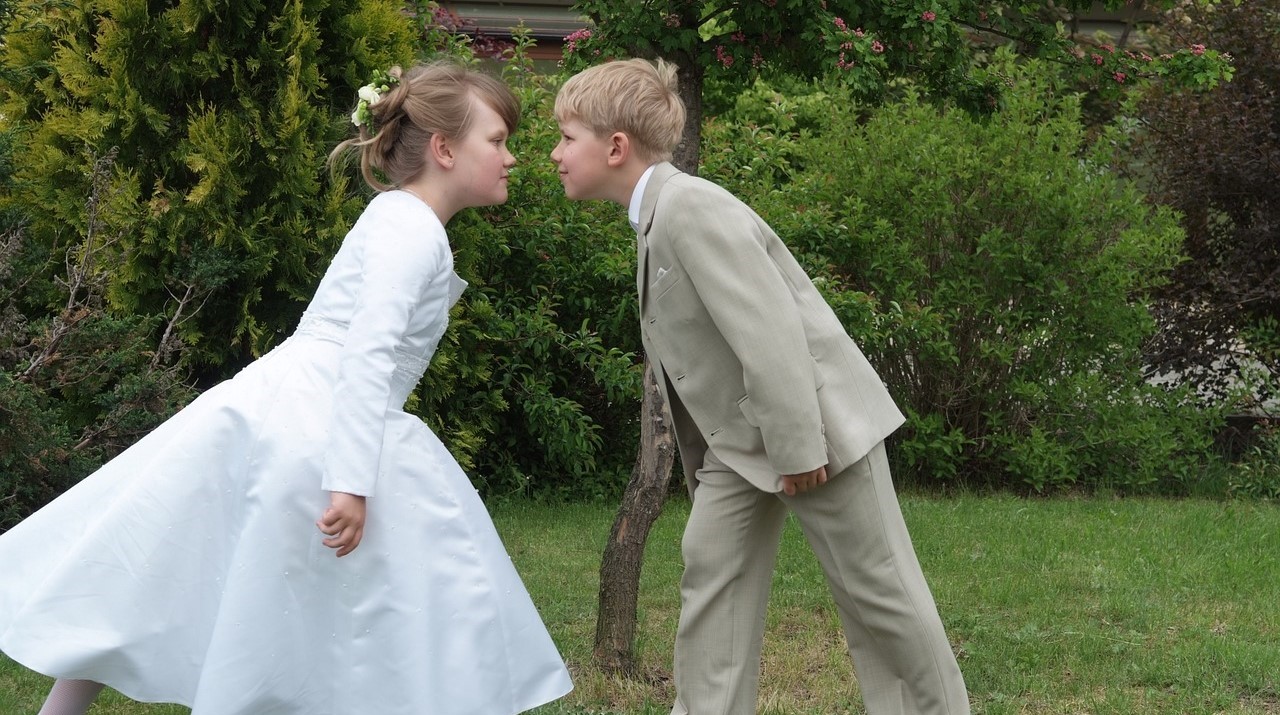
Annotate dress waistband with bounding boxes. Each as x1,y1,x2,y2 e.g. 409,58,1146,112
293,312,430,388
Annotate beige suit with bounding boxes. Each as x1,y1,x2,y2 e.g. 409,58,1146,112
636,163,969,715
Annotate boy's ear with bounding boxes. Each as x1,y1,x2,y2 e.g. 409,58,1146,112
429,133,456,169
606,131,630,167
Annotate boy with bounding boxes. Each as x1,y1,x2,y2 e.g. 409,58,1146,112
551,58,969,715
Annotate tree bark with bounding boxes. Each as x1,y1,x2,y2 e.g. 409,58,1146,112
592,364,676,674
592,54,704,676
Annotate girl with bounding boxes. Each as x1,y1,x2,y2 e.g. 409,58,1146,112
0,61,573,714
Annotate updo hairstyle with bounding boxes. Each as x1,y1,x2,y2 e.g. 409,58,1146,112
330,61,520,192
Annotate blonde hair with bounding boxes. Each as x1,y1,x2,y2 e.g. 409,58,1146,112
329,61,520,192
554,58,685,163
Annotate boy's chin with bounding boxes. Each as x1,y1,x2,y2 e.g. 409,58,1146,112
561,185,591,202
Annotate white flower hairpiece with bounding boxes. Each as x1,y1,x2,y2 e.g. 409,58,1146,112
351,69,399,130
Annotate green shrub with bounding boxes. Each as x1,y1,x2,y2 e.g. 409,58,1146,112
1228,422,1280,501
411,47,644,500
0,0,418,372
708,53,1224,492
0,148,196,530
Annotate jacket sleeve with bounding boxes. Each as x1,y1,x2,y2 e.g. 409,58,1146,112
320,208,448,496
662,181,827,475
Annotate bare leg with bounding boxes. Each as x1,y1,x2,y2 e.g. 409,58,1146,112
38,679,105,715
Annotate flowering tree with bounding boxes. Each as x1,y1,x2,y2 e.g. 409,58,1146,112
565,0,1235,675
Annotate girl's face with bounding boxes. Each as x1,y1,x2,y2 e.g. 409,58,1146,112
451,95,516,208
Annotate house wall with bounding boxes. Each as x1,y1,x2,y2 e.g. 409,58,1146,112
438,0,584,60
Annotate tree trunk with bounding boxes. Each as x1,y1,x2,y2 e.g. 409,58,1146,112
592,364,676,674
592,53,704,676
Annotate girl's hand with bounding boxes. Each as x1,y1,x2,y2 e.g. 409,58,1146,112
317,491,367,557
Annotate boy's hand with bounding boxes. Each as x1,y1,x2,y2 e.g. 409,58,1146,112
782,466,828,496
317,491,366,557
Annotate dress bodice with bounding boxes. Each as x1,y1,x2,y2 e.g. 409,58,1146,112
297,190,466,496
302,190,466,365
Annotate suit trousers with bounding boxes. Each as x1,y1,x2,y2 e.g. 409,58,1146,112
669,442,969,715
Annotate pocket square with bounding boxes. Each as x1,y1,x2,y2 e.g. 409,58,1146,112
652,266,669,286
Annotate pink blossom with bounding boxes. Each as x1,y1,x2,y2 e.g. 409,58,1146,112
922,11,936,22
564,28,592,53
664,13,681,28
751,49,764,68
837,52,855,71
871,40,884,54
732,32,746,43
1191,44,1206,55
715,45,735,68
1113,71,1126,83
854,27,865,37
1092,54,1103,66
834,17,848,32
1100,44,1114,53
841,41,853,50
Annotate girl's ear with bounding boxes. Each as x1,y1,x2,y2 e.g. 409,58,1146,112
429,133,455,169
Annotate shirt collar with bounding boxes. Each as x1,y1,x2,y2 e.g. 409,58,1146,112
628,164,658,231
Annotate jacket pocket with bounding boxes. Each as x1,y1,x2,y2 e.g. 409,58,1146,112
737,394,759,427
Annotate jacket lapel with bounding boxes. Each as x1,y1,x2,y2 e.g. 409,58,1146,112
636,162,681,310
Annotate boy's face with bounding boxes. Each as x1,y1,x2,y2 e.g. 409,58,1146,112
550,119,615,202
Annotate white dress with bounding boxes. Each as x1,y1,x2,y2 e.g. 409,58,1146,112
0,190,573,714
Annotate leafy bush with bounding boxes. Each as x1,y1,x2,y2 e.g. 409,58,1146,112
1227,422,1280,501
419,49,643,500
707,53,1223,492
0,148,196,530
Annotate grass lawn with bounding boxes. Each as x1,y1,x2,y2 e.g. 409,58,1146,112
3,494,1277,714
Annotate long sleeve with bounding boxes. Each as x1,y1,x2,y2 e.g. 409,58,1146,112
320,206,450,497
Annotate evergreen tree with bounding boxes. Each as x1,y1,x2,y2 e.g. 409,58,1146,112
0,0,418,373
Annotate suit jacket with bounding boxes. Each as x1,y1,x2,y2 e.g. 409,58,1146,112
636,162,905,494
